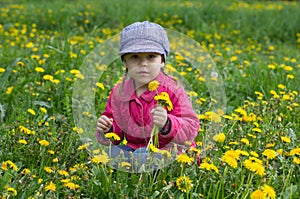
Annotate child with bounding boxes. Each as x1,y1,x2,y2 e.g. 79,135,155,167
96,21,200,167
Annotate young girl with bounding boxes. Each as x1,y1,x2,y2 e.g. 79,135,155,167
96,21,200,166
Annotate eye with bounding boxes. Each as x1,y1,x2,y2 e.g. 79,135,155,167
130,54,139,59
148,54,157,59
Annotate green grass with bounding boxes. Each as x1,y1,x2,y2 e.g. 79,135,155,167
0,0,300,198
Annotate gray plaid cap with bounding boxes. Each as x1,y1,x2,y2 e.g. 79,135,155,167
119,21,170,61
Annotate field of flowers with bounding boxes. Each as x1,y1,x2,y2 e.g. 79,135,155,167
0,0,300,198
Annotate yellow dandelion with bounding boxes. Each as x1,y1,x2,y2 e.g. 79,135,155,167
176,153,194,164
2,160,18,171
44,167,53,173
252,127,262,133
222,155,238,168
43,74,54,81
78,143,90,150
1,161,8,170
92,152,110,164
200,162,219,173
289,148,300,156
243,159,265,177
262,184,276,199
105,132,120,141
40,107,47,113
154,92,173,111
27,108,36,115
21,168,31,175
6,187,17,196
250,189,265,199
241,138,250,145
31,54,40,60
176,176,193,193
45,181,56,192
262,149,276,160
213,132,226,143
278,84,285,89
39,140,49,146
70,69,81,74
25,41,34,48
18,139,27,145
96,82,105,90
149,143,159,152
221,150,241,168
6,86,14,94
0,68,5,73
280,136,291,143
148,80,159,91
121,161,131,168
64,182,80,190
293,157,300,164
35,67,45,73
58,170,69,177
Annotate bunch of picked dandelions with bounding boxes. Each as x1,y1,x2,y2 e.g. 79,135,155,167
146,80,173,152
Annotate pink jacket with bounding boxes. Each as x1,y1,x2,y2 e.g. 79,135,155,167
96,72,200,151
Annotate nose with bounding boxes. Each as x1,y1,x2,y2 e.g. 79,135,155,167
140,57,148,66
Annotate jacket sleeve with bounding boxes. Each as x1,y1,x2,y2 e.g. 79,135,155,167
96,87,124,145
159,86,200,146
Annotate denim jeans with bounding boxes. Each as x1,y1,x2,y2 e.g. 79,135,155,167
107,145,162,172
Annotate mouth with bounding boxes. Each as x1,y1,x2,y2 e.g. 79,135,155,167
138,71,149,74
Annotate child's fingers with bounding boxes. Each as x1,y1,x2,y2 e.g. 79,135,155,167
97,116,113,132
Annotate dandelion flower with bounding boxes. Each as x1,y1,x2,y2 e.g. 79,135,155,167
280,136,291,143
18,139,28,145
221,150,241,168
21,168,31,175
176,176,193,193
262,149,276,160
6,187,17,196
45,181,56,192
44,167,53,173
222,155,238,168
92,152,110,164
293,157,300,164
149,143,159,152
64,182,80,190
243,159,265,177
39,140,49,146
78,143,90,150
35,67,45,73
105,132,120,141
58,170,69,177
27,108,36,115
252,127,262,133
262,184,276,199
213,132,226,143
148,80,159,91
3,160,18,171
96,82,105,90
0,68,6,73
154,92,173,111
121,161,131,168
250,189,265,199
176,154,193,164
200,162,219,173
289,148,300,156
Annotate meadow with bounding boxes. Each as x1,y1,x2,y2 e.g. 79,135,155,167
0,0,300,198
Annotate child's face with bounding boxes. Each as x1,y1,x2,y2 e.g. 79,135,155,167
123,52,164,88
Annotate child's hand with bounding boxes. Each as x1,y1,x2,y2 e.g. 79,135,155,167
151,106,167,128
97,115,113,133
